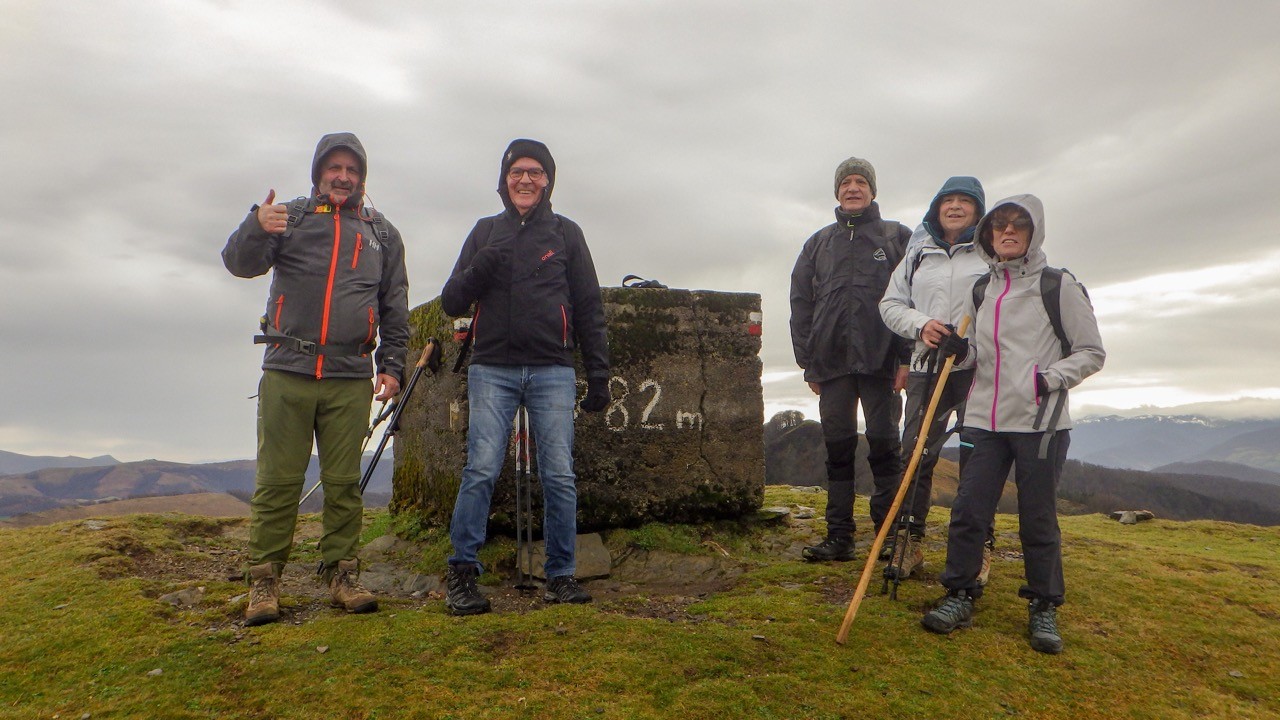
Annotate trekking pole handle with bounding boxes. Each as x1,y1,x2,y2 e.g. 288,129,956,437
836,316,970,645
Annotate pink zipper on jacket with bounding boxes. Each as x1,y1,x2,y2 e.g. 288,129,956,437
989,268,1013,429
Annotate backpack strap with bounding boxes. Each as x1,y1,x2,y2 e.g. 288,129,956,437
971,273,992,312
280,197,312,238
1040,267,1071,358
358,205,391,244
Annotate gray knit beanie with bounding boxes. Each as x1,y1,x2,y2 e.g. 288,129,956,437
834,157,877,199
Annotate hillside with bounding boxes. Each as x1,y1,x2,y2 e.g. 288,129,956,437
1059,461,1280,525
0,492,251,528
0,454,395,519
1154,460,1280,488
1,488,1276,719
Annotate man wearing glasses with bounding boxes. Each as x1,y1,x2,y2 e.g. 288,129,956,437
789,157,912,563
440,138,611,615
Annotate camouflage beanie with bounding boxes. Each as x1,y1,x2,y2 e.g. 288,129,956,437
834,157,877,199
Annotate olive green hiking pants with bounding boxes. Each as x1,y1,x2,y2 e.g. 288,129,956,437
249,370,373,569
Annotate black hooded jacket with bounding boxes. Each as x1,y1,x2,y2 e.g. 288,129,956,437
789,202,911,382
441,139,609,380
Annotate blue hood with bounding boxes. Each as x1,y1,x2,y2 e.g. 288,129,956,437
922,176,985,244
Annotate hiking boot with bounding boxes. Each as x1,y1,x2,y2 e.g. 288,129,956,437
921,591,974,634
977,544,993,587
445,563,491,616
883,533,924,580
327,559,378,614
802,536,855,562
543,575,592,604
244,562,280,627
878,535,895,561
1028,599,1063,654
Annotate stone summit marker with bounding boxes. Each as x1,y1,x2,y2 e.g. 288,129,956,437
391,287,765,532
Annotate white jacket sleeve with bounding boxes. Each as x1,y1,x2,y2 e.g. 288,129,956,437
879,229,932,341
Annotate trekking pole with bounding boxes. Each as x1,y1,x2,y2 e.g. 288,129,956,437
883,348,941,600
836,317,970,645
513,406,538,589
298,339,441,506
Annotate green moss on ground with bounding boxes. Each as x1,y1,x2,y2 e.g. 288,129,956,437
2,488,1278,719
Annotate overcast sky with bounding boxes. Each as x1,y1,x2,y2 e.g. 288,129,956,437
3,1,1278,463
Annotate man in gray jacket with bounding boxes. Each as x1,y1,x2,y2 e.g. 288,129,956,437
222,132,410,626
789,157,911,562
878,176,987,581
920,195,1104,654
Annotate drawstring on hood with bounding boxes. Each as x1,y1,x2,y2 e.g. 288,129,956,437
498,138,556,219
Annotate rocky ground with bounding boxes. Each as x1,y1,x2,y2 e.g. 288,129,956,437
124,486,1028,633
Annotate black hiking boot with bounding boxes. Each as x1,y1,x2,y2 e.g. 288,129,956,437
543,575,592,604
1028,599,1063,654
921,590,974,634
802,536,855,562
445,563,491,616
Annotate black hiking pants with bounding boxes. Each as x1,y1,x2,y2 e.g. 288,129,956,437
817,373,902,540
871,369,974,536
940,427,1069,605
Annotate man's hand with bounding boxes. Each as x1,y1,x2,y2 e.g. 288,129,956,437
374,373,400,402
807,381,821,396
894,366,909,392
580,377,610,412
256,189,288,235
470,238,512,285
920,319,950,349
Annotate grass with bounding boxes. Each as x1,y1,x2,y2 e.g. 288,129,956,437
1,488,1277,719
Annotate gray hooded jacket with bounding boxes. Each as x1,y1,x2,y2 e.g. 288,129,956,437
961,194,1105,433
222,133,410,382
880,176,987,372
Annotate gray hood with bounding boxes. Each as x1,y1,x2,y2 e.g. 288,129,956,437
975,193,1047,276
311,132,368,205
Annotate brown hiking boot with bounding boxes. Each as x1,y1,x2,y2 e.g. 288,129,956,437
977,544,993,587
328,559,378,614
245,562,281,627
883,532,924,580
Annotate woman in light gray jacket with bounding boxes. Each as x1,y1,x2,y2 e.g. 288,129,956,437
921,194,1104,655
878,176,987,581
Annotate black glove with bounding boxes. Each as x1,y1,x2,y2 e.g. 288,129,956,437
469,240,511,285
937,331,969,362
1035,373,1051,398
424,337,442,374
580,377,611,413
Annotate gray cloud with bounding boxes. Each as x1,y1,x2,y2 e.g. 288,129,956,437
3,1,1278,461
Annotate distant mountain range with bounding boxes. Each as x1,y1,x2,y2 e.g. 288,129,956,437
1069,415,1280,472
763,411,1280,526
0,451,394,519
0,449,120,476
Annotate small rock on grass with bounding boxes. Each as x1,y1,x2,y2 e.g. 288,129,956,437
146,668,162,677
316,646,329,654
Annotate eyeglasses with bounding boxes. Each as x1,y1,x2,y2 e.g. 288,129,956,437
990,217,1032,232
508,168,546,181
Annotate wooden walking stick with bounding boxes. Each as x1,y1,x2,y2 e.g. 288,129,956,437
836,317,970,644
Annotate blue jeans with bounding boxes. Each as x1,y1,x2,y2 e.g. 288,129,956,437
449,364,579,578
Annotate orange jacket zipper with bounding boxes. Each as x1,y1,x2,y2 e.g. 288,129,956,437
317,210,343,378
352,233,363,269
